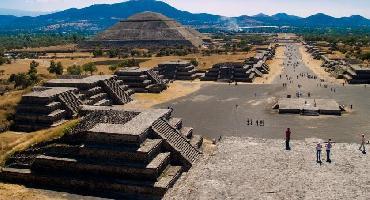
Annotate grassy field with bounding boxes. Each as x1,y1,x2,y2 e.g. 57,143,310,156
0,120,78,166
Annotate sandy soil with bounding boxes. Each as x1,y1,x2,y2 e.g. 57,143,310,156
165,137,369,200
124,81,204,109
299,45,344,85
254,45,285,84
139,52,255,71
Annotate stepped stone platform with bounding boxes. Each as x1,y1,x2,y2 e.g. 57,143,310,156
1,106,203,199
274,98,343,116
14,87,82,132
14,75,133,132
343,65,370,84
201,62,259,82
156,61,197,80
115,67,168,93
45,75,133,105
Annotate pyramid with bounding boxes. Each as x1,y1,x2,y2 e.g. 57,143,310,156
80,12,204,50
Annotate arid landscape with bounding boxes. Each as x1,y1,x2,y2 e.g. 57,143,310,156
0,0,370,199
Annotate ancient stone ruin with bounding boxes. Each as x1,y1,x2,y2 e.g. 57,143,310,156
342,65,370,84
273,98,344,116
79,12,205,50
1,106,203,199
14,87,82,132
115,67,168,93
14,75,133,131
202,47,275,82
156,60,197,80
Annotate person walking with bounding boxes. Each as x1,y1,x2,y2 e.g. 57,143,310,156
326,139,332,163
285,128,291,150
359,134,366,153
316,143,322,163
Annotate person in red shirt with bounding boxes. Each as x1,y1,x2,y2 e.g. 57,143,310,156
286,128,291,150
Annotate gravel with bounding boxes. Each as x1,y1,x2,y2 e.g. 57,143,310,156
165,137,369,200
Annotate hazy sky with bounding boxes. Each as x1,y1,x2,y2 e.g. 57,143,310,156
0,0,369,18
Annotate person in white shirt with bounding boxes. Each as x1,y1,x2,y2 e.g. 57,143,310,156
316,143,322,163
359,134,366,153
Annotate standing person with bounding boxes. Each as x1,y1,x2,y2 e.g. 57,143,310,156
326,139,332,163
285,128,291,150
359,134,366,153
316,143,322,163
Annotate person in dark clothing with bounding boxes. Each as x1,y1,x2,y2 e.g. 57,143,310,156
326,139,332,163
285,128,291,150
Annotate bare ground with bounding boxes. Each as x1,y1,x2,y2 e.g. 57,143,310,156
123,81,203,109
165,137,369,200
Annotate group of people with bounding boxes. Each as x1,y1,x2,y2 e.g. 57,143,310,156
285,128,367,164
246,119,265,126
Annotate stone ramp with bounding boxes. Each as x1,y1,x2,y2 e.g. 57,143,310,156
152,118,202,168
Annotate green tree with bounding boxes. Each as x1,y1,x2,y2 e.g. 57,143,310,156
107,49,119,58
190,58,199,67
82,63,97,75
109,65,118,73
28,60,39,83
92,48,103,57
48,61,64,75
67,65,82,75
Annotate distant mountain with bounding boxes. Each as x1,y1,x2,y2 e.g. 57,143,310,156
0,0,369,33
0,8,50,17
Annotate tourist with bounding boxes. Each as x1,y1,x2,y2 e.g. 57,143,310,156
359,134,366,153
247,119,250,125
256,120,259,126
326,139,332,163
285,128,291,150
316,143,322,163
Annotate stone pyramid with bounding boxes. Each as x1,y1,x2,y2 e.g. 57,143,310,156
81,12,204,49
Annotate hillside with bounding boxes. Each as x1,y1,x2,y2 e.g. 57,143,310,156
0,0,370,33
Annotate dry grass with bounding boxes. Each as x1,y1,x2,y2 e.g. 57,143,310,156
139,52,255,71
0,119,78,166
0,89,30,130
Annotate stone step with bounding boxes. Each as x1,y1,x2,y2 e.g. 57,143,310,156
181,127,193,139
190,135,203,149
15,109,66,124
89,93,108,104
93,99,112,106
0,165,182,198
31,152,171,180
168,118,183,130
16,101,61,114
84,123,149,145
152,119,202,168
43,139,163,164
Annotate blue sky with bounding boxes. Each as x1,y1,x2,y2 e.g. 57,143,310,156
0,0,369,18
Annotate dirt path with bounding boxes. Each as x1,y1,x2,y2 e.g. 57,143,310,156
299,45,344,85
165,137,369,200
123,81,204,109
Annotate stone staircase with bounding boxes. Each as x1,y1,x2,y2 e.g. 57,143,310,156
101,79,132,105
57,91,83,118
147,69,165,85
152,118,202,167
